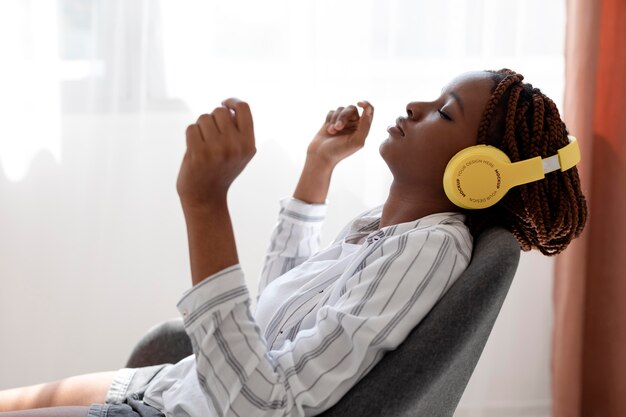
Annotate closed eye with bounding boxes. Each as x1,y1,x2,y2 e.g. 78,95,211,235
438,109,453,121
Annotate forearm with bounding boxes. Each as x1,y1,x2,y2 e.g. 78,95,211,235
293,155,334,204
175,98,255,286
181,200,239,286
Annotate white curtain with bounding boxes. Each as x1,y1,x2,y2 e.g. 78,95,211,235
0,1,565,415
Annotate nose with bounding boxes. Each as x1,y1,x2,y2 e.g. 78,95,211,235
405,101,428,120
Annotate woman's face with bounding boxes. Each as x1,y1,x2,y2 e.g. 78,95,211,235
379,71,495,202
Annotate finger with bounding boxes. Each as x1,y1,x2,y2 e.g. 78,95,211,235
211,107,233,135
355,100,375,138
335,105,359,129
357,100,374,118
328,107,344,134
186,124,203,149
329,107,344,127
196,113,220,140
325,110,334,125
221,98,254,134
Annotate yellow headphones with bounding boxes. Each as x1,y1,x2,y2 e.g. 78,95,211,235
443,135,580,209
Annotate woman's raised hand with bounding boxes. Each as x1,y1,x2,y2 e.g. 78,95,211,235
307,101,374,168
293,101,374,204
176,98,256,207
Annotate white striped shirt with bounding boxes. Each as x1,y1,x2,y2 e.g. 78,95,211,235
142,198,473,417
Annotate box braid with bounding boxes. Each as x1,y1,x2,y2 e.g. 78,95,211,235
466,69,587,255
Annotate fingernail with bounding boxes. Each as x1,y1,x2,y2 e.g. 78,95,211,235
334,121,343,128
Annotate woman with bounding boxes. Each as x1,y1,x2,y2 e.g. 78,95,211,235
0,69,587,417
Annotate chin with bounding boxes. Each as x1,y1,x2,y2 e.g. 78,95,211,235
379,138,391,161
379,142,400,178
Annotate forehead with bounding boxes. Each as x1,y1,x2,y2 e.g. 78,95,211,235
442,71,494,99
442,71,495,118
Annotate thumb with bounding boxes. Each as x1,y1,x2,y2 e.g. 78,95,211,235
356,101,374,139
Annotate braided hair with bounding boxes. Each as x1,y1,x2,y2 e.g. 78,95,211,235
466,69,587,255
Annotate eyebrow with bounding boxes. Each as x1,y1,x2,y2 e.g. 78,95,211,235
449,91,465,116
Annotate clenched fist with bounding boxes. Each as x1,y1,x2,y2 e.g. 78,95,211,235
307,101,374,168
176,98,256,207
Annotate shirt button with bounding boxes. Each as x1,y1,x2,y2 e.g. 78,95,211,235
181,309,189,318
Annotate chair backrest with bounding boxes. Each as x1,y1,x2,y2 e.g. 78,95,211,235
318,226,521,417
127,318,194,368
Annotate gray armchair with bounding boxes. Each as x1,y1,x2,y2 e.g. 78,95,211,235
127,227,520,417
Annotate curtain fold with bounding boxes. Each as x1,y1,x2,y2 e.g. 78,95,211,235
554,0,626,416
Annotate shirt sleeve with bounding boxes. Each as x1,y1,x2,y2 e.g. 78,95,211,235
259,198,328,295
177,225,471,417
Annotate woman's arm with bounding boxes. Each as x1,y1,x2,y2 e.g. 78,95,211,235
294,101,374,204
260,102,375,289
176,98,256,286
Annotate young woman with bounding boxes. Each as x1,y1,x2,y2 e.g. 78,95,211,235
0,69,587,417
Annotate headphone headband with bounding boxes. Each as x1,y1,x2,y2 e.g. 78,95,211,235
443,135,580,209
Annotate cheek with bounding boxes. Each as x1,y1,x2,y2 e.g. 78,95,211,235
433,130,476,163
421,142,466,180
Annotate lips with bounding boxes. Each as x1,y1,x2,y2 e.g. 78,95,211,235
387,117,406,137
395,117,405,136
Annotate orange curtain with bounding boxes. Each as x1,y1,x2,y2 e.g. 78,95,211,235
553,0,626,416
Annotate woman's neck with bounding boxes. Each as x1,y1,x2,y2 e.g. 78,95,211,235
380,181,457,228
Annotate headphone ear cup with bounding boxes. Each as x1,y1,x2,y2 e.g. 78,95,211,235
443,145,512,209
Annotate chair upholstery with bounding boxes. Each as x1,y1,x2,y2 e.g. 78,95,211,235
318,226,520,417
126,226,520,416
126,319,193,368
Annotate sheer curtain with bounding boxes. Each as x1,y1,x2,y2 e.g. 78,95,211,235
0,1,565,415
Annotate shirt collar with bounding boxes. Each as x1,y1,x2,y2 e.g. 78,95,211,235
344,207,466,244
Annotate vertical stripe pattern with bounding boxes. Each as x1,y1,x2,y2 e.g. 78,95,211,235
144,199,473,417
